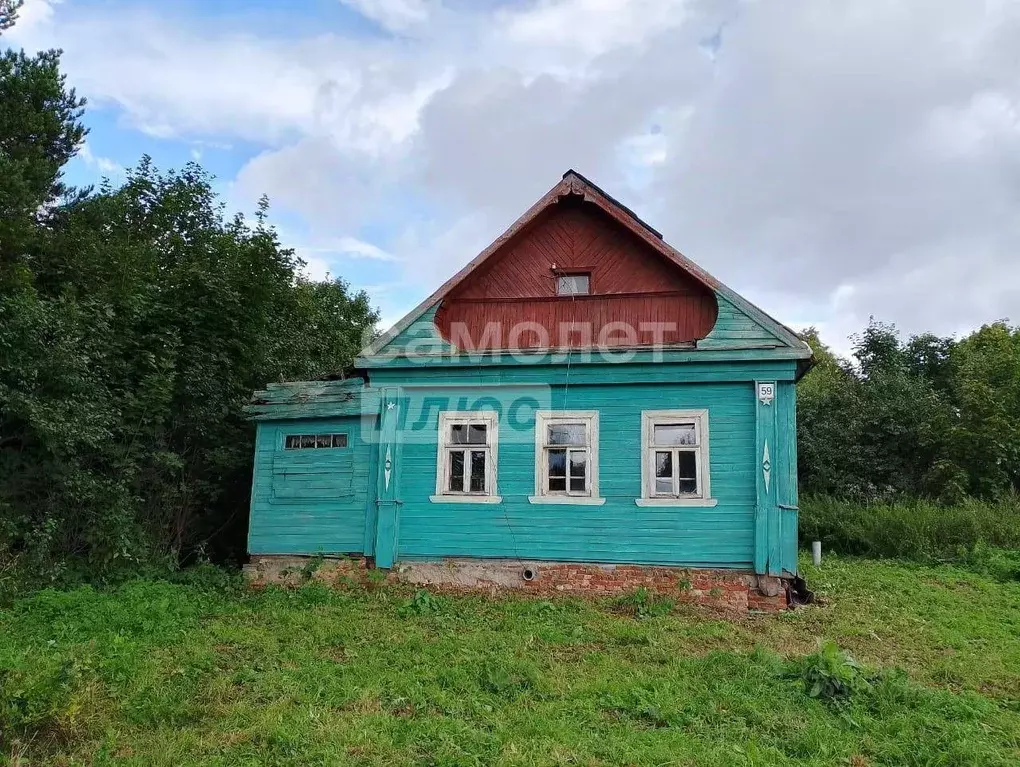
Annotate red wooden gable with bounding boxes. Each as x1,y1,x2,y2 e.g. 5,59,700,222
434,195,718,350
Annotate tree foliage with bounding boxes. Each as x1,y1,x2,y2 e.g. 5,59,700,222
0,0,23,33
0,50,378,584
798,319,1020,503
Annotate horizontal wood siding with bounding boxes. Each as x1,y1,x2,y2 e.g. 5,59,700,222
248,417,373,555
699,296,785,349
383,305,453,354
395,381,757,568
369,360,799,387
434,199,717,349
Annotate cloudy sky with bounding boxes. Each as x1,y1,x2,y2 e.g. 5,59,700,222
6,0,1019,352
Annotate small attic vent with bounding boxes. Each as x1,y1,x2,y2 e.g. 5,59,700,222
556,272,590,296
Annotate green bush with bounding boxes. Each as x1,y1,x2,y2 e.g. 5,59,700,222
799,494,1020,569
612,587,674,620
398,588,445,617
794,641,871,703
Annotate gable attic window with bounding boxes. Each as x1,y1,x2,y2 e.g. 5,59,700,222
529,411,605,505
431,411,501,504
556,272,590,296
635,410,718,507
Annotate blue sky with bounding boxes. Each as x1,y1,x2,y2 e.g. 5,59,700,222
6,0,1020,347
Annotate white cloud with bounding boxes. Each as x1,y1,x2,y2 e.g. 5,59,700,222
302,236,400,262
3,0,60,39
339,0,431,33
12,0,1020,348
77,142,123,176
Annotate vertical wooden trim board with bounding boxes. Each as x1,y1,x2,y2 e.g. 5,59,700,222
374,388,403,568
754,380,781,576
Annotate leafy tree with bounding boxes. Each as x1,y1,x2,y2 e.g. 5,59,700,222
1,47,378,584
798,320,957,501
798,317,1020,503
948,323,1020,498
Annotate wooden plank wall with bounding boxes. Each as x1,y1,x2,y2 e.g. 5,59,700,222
246,362,801,573
386,373,769,569
699,295,785,349
434,200,718,349
248,417,374,556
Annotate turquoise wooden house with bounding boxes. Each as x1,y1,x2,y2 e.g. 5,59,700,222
246,171,813,606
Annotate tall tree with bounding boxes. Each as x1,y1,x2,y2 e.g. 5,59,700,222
0,47,86,275
1,45,378,584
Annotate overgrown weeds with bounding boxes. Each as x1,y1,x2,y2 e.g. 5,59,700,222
800,494,1020,576
794,641,871,703
611,587,674,619
398,588,445,617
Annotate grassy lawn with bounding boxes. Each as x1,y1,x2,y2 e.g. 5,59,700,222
2,556,1018,766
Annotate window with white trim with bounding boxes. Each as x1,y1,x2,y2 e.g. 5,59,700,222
531,411,602,504
433,412,499,502
639,410,714,506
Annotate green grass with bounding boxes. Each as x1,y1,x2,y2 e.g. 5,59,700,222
2,556,1019,766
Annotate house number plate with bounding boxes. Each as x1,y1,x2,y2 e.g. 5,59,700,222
757,382,775,405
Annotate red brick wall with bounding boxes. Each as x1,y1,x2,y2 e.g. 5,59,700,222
515,564,787,612
246,556,789,613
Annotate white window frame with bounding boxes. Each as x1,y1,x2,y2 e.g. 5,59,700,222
636,409,718,507
529,410,605,505
431,411,501,504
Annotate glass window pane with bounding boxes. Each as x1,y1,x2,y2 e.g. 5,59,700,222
548,477,566,492
678,478,698,494
332,433,348,448
451,423,486,444
557,274,590,295
316,434,331,448
300,435,316,449
676,451,697,479
569,450,587,479
467,424,487,444
655,478,673,495
470,451,486,492
547,449,567,477
653,423,696,446
285,435,299,449
655,451,673,478
449,451,464,492
569,476,586,493
548,423,586,446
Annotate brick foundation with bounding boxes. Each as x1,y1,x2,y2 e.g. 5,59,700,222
243,556,789,612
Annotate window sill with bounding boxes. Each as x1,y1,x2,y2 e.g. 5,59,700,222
528,495,607,506
634,497,719,508
429,495,502,504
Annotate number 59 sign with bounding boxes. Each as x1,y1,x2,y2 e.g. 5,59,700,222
757,382,775,405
